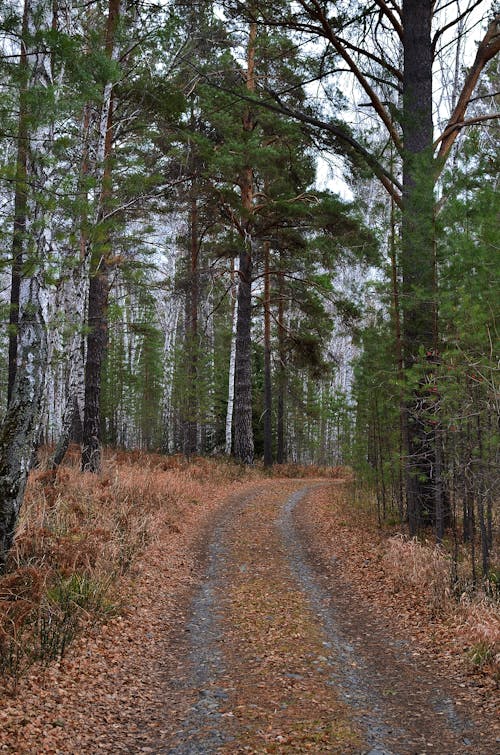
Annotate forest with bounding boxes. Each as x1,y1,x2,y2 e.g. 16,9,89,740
0,0,499,666
0,1,498,749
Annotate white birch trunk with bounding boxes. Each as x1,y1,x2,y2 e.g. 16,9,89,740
225,257,239,455
0,0,56,563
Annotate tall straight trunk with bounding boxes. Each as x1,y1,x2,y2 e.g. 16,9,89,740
184,186,199,456
276,255,286,464
50,271,87,469
476,410,489,578
225,257,239,455
82,256,109,471
0,279,47,566
263,239,273,467
234,20,257,464
161,271,181,453
234,237,254,464
0,0,54,565
389,181,405,517
7,2,29,406
402,0,438,534
82,0,121,472
50,101,91,468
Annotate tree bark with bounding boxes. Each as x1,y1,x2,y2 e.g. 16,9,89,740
263,239,273,467
184,185,199,456
82,257,109,471
225,257,239,455
0,0,55,565
276,255,286,464
81,0,121,472
234,20,257,465
0,279,47,567
401,0,438,534
234,236,254,464
8,2,29,406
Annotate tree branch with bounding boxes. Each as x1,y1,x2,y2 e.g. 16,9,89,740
437,13,500,163
373,0,403,40
298,0,403,153
262,87,403,204
434,112,500,146
432,0,485,52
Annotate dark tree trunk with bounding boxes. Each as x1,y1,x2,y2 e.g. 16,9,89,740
401,0,438,535
263,240,273,467
276,259,286,465
81,0,119,472
234,239,254,464
82,260,108,471
8,2,29,407
184,187,199,456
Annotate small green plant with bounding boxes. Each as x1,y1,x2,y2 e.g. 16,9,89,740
484,568,500,601
468,641,494,668
47,572,116,617
37,572,116,664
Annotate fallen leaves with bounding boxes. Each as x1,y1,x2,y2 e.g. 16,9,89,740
294,484,500,740
0,455,261,753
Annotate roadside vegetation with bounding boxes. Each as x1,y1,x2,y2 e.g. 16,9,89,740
1,451,497,697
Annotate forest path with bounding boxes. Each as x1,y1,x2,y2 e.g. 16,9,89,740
156,481,492,754
3,479,497,754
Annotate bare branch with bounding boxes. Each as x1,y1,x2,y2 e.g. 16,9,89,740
437,13,500,163
432,0,485,53
434,112,500,146
298,0,403,154
259,86,403,204
373,0,403,39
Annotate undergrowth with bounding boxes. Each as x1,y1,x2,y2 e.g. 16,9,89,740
0,446,262,686
345,485,500,679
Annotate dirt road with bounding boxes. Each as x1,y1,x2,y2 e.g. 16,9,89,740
156,482,497,754
3,479,498,754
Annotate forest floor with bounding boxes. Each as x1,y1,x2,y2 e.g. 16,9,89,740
0,469,499,754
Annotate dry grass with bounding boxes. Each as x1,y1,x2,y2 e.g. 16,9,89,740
384,535,452,612
268,462,347,479
383,534,500,677
457,598,500,677
0,447,260,684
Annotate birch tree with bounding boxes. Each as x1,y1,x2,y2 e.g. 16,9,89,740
0,0,58,565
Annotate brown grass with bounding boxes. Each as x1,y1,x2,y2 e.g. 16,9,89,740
0,447,261,684
383,535,452,612
352,500,500,679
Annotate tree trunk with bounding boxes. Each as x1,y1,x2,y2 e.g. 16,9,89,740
401,0,438,534
51,394,79,470
234,20,257,465
7,2,29,406
276,257,286,464
234,238,254,464
263,239,273,467
184,186,199,456
225,257,239,455
0,0,55,565
82,258,109,471
0,283,48,567
81,0,121,472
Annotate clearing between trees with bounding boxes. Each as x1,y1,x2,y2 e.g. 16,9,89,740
0,456,498,753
